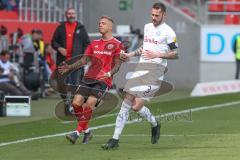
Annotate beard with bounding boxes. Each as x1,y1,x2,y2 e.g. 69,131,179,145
67,17,75,23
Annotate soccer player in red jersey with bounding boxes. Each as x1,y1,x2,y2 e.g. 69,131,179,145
58,15,122,144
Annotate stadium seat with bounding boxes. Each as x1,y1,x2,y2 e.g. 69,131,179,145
224,14,240,24
208,0,224,12
226,0,240,12
180,7,196,18
164,0,172,4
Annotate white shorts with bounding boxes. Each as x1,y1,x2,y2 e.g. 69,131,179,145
123,63,165,101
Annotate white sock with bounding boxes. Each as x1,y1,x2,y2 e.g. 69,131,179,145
84,128,90,133
74,130,80,136
138,106,157,127
112,100,132,140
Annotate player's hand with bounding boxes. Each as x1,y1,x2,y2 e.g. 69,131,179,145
58,47,67,56
98,72,111,80
120,52,130,61
8,72,14,79
142,50,164,59
58,61,70,75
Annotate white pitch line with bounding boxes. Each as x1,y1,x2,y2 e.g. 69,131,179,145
89,133,240,137
61,113,118,124
0,100,240,148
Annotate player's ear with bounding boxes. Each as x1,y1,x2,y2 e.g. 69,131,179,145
163,12,166,17
109,22,113,31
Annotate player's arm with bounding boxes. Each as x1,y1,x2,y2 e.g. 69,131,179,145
58,42,93,74
100,55,122,79
129,45,143,57
58,56,90,75
110,56,122,76
163,30,179,59
69,56,90,70
142,46,178,60
120,45,143,61
161,42,179,59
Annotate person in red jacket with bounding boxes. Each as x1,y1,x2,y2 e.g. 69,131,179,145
51,8,90,114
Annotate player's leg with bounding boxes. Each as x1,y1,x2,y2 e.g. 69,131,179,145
66,94,85,144
102,93,134,150
80,96,97,144
132,97,160,144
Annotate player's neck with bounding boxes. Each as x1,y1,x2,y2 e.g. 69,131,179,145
102,32,114,41
153,21,165,27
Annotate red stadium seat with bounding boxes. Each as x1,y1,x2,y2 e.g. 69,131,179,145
224,14,240,24
208,0,224,12
181,7,196,18
226,0,240,12
164,0,172,4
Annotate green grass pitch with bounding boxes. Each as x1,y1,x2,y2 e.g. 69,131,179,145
0,92,239,160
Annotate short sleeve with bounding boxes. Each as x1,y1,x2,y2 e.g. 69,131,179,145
167,27,178,50
84,43,93,56
114,44,122,56
166,27,177,44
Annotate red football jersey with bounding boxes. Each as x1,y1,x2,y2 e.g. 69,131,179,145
84,38,121,87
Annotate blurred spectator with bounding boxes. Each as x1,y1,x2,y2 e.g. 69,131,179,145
21,29,50,85
0,1,4,10
0,25,9,53
0,25,7,36
0,0,19,11
32,29,51,85
10,28,24,46
234,34,240,79
0,50,31,95
45,43,56,73
51,8,90,84
51,8,90,114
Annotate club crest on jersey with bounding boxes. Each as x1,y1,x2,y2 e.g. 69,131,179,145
156,31,161,36
104,42,117,51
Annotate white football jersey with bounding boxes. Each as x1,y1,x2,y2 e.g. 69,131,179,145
140,22,177,66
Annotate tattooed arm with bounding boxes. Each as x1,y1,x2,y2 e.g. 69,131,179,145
120,45,143,61
110,56,122,76
58,56,90,75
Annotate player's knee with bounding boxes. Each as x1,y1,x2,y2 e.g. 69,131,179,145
125,94,135,103
82,101,96,108
132,105,141,112
72,95,84,106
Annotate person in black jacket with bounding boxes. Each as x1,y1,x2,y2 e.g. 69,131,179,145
51,8,90,112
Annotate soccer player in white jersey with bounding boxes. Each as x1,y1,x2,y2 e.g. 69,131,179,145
102,2,179,150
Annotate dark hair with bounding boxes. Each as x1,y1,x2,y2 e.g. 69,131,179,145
31,29,42,35
0,50,9,56
0,25,7,35
101,15,114,24
152,2,166,12
65,8,75,14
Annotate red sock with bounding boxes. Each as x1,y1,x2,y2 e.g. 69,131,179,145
72,104,83,118
76,106,93,133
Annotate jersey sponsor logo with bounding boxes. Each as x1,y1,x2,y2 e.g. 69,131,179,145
144,36,160,45
93,50,112,55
